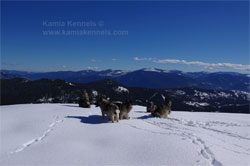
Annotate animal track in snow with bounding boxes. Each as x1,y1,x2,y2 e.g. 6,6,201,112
10,116,63,154
171,118,250,141
140,118,224,166
194,137,223,166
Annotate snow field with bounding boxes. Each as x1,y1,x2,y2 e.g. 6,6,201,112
1,104,250,166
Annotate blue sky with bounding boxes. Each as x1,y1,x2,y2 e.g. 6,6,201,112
1,1,249,72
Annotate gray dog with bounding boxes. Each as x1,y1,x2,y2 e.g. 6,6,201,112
114,100,133,120
96,97,120,123
151,98,172,119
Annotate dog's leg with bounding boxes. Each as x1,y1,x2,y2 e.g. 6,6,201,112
102,111,105,119
110,113,115,123
119,113,122,120
119,112,124,120
152,111,161,118
163,113,168,119
125,114,130,119
116,112,119,122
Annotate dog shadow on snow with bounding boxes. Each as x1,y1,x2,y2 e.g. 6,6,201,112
66,115,108,124
136,114,154,120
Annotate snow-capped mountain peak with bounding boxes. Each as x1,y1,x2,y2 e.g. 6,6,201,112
142,67,162,72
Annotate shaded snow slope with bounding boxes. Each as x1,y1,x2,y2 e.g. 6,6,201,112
1,104,250,166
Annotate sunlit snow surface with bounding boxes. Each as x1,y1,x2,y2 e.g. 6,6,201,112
1,104,250,166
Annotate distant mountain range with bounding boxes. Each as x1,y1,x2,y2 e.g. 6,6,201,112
1,68,249,92
1,78,249,113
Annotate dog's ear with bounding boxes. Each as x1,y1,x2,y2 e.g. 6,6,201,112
165,97,172,106
99,97,104,102
165,97,171,102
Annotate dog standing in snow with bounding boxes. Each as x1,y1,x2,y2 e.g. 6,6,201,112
151,98,172,118
114,100,133,120
95,97,120,123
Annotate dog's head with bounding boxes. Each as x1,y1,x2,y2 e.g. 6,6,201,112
146,101,155,112
164,98,172,107
95,97,105,107
124,99,133,107
147,101,154,108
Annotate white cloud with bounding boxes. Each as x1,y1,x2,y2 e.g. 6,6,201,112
90,59,97,62
134,57,153,61
134,57,250,71
111,58,117,61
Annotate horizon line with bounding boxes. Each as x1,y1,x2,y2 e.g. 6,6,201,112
1,67,249,75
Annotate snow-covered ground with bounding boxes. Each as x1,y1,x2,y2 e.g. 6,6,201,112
1,104,250,166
